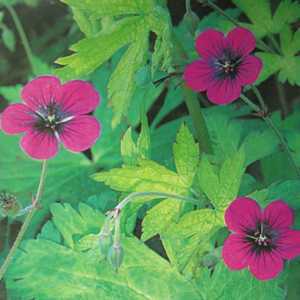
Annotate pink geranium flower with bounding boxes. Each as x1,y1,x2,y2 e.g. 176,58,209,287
222,197,300,280
0,76,101,160
184,27,262,104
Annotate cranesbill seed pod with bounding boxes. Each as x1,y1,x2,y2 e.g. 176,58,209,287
107,244,124,271
0,191,21,218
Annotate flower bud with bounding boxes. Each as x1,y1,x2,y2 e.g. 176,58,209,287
0,191,21,218
107,244,124,271
99,231,113,256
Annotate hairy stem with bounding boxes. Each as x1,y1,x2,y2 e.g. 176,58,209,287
0,160,48,281
5,4,35,72
115,191,199,212
240,94,300,178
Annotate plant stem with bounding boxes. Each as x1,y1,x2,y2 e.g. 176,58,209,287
251,85,268,113
5,4,35,72
199,0,275,53
115,191,199,212
0,160,48,281
185,0,192,14
240,94,300,178
276,81,288,118
183,85,213,153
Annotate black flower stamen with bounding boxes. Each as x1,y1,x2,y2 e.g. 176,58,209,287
34,103,73,134
213,48,242,80
245,221,278,253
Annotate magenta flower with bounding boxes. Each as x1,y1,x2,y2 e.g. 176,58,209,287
183,27,262,104
0,76,101,160
222,197,300,280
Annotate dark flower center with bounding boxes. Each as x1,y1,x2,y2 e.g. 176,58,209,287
213,48,242,80
245,221,278,253
34,103,73,134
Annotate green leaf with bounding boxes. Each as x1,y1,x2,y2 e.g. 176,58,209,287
196,8,241,34
198,262,284,300
242,128,279,166
272,0,300,34
197,150,245,210
162,209,223,276
232,0,272,37
137,113,151,160
92,159,187,195
173,124,199,186
60,0,155,18
50,202,105,248
6,203,202,300
255,52,282,85
232,0,300,36
0,84,22,102
1,26,16,52
121,128,139,165
55,16,142,80
108,31,148,127
141,199,181,241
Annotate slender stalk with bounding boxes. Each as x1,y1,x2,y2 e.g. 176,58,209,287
185,0,192,14
276,81,288,118
251,85,268,113
240,94,300,178
198,0,275,54
183,85,213,153
5,4,35,72
115,191,199,212
0,160,48,280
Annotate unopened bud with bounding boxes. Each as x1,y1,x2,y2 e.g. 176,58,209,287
0,191,21,218
99,231,113,256
107,244,124,271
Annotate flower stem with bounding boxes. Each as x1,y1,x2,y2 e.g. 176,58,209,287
275,81,288,118
115,191,199,212
240,94,300,178
185,0,192,14
199,0,275,54
183,84,213,153
5,4,35,73
0,160,48,281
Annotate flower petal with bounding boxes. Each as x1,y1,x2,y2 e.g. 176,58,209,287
277,229,300,260
249,251,283,280
195,29,226,59
226,27,256,56
0,103,35,134
206,78,241,104
225,197,262,233
20,130,59,160
60,116,101,152
57,80,100,115
263,200,294,230
183,60,214,92
237,55,263,85
21,76,61,110
222,234,251,270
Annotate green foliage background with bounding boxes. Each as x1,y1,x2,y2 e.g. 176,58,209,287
1,0,300,299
